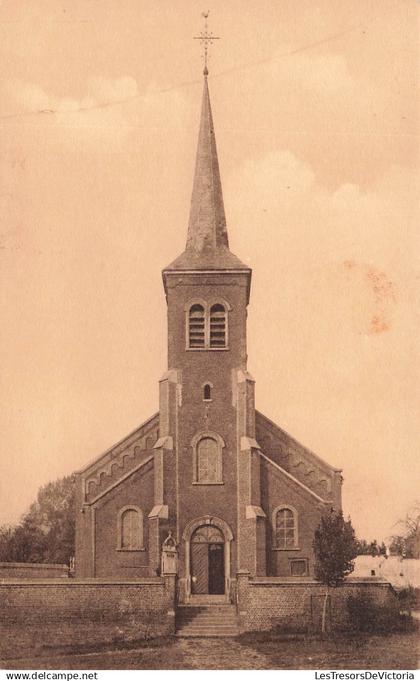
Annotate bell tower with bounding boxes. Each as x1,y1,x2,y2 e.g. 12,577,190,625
151,24,266,601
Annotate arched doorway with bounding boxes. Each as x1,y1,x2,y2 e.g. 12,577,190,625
191,525,224,595
182,515,233,601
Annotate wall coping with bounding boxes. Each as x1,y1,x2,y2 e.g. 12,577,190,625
0,578,165,587
0,562,67,569
249,577,391,586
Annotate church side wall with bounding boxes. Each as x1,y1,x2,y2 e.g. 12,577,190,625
75,415,159,579
260,458,325,577
93,463,155,578
0,578,175,649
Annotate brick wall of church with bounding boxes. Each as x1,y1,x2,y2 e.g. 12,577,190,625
76,463,155,578
260,457,326,577
95,463,155,577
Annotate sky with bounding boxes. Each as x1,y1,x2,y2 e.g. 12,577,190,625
0,0,418,543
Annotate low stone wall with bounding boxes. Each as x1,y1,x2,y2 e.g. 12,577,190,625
236,572,396,633
0,562,68,579
0,576,176,654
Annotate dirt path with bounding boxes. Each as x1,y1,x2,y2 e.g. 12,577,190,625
176,637,272,670
3,637,272,670
3,630,417,670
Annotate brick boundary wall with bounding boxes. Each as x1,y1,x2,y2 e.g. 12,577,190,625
0,562,68,579
236,572,398,633
0,576,176,642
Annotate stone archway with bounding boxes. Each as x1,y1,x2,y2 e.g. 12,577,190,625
182,515,233,602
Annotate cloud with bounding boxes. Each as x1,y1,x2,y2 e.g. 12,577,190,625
0,76,189,152
2,75,139,115
226,150,417,337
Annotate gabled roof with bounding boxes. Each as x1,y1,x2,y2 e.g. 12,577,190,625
164,74,249,273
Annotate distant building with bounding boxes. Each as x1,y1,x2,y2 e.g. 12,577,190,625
352,555,420,589
75,68,342,603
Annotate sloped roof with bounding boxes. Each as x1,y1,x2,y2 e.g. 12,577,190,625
165,246,249,271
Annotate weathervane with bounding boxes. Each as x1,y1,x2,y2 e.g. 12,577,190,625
193,11,220,76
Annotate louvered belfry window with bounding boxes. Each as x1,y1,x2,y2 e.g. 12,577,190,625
209,304,226,348
187,302,228,349
189,304,205,348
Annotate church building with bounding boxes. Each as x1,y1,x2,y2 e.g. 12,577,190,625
75,65,342,604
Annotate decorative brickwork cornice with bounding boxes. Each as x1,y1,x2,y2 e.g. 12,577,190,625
259,450,331,505
80,412,159,502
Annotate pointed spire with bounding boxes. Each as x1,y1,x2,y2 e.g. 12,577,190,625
165,75,248,271
186,74,228,253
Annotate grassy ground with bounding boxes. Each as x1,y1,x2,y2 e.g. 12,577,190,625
1,628,418,670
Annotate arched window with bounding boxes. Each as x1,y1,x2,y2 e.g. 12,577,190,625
186,301,229,350
188,304,205,348
117,506,144,550
192,432,224,484
209,304,227,348
203,383,212,401
273,505,298,549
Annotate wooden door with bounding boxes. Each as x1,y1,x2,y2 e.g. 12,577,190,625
190,541,209,594
208,543,224,594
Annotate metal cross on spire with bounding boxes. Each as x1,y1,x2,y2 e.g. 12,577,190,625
193,11,220,76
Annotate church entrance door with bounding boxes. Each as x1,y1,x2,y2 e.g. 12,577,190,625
208,543,224,594
190,525,225,595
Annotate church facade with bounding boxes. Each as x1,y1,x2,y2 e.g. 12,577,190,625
75,71,342,604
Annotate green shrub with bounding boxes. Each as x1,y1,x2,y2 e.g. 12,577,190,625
347,592,412,633
396,585,417,610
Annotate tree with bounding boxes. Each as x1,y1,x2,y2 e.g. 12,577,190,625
355,538,369,555
355,538,387,556
389,502,420,559
0,474,76,564
313,509,358,634
378,541,387,556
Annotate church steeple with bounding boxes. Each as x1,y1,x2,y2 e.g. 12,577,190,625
164,12,250,282
164,74,249,273
164,72,249,272
186,73,228,254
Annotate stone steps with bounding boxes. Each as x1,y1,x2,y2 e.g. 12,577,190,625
175,630,238,637
176,604,239,638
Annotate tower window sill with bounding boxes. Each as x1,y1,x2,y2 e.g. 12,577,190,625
271,547,301,552
186,347,230,352
192,481,224,486
116,547,146,552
